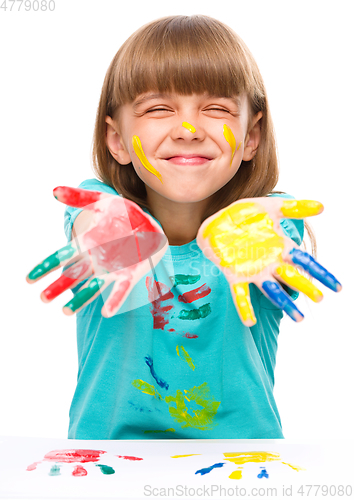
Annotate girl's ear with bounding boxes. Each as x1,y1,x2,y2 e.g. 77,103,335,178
105,116,132,165
243,111,263,162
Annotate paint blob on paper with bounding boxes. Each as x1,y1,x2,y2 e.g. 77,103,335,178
132,135,163,183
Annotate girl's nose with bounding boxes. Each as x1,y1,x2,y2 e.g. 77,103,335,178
170,120,206,141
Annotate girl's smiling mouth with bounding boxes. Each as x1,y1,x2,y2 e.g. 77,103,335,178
164,155,213,166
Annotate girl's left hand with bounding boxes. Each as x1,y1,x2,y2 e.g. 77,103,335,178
196,197,342,326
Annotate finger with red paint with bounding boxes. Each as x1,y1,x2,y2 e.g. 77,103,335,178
27,186,169,317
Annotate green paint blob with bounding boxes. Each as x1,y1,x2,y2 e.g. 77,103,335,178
170,274,201,286
49,464,61,476
178,303,211,320
28,243,76,281
64,277,105,312
96,464,115,475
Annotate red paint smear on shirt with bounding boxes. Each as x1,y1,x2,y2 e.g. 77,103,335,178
43,449,106,463
146,276,174,330
72,465,88,476
184,333,198,338
116,455,143,461
178,283,211,303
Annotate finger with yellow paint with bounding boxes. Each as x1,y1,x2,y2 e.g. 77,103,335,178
280,199,324,218
232,282,256,326
275,263,324,302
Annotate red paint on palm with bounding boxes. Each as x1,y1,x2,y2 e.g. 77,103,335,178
53,186,102,207
178,283,211,303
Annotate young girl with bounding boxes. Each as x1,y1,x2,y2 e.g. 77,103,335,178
27,15,341,439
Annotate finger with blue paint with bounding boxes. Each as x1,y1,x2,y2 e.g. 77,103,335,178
261,280,304,322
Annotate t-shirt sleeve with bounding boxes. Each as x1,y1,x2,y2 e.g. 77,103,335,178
63,178,119,242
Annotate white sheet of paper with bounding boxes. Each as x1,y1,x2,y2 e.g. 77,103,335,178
0,436,352,499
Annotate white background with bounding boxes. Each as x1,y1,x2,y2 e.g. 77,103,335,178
0,0,352,440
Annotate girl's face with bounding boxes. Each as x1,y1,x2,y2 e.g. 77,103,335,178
106,92,261,206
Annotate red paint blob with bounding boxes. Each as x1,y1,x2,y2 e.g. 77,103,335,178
72,465,88,476
178,283,211,303
146,277,174,330
53,187,102,207
116,455,143,461
184,333,198,338
44,449,106,464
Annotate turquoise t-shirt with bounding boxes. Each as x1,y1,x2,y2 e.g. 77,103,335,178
64,179,304,440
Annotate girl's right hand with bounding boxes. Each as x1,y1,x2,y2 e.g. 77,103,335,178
26,187,168,317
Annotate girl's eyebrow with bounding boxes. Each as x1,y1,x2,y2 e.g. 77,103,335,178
132,93,242,110
132,93,169,109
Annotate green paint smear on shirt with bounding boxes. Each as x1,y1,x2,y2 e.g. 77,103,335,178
95,464,115,475
178,303,211,320
170,274,201,286
143,428,176,434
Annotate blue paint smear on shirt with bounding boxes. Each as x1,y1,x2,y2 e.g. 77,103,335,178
145,355,169,389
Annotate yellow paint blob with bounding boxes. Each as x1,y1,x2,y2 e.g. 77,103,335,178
281,199,324,218
224,451,281,465
171,454,201,458
132,135,163,183
232,282,256,326
165,382,220,430
132,379,162,400
275,263,323,302
229,469,243,480
176,345,195,370
223,124,236,166
182,122,196,133
202,202,285,277
282,461,306,472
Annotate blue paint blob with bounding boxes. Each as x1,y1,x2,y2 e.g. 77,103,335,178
195,463,225,475
145,355,169,389
262,280,304,322
257,467,269,479
289,249,342,292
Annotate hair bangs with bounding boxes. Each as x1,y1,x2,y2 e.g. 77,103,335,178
113,16,256,106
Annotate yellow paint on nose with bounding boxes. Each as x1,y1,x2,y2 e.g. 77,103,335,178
182,122,196,133
132,135,163,183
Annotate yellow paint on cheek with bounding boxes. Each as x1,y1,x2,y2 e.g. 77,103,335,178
176,345,195,370
202,202,284,277
182,122,196,133
223,124,236,166
132,135,163,183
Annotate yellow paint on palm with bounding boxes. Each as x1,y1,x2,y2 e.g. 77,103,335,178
224,451,281,465
131,379,162,400
165,382,220,430
176,345,195,370
229,469,243,480
132,135,163,183
202,202,285,277
182,122,196,133
281,199,324,218
275,263,323,302
232,282,256,326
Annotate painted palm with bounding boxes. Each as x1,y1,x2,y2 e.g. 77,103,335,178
26,187,168,317
196,198,342,326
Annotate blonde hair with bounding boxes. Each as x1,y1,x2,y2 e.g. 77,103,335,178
92,15,315,255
